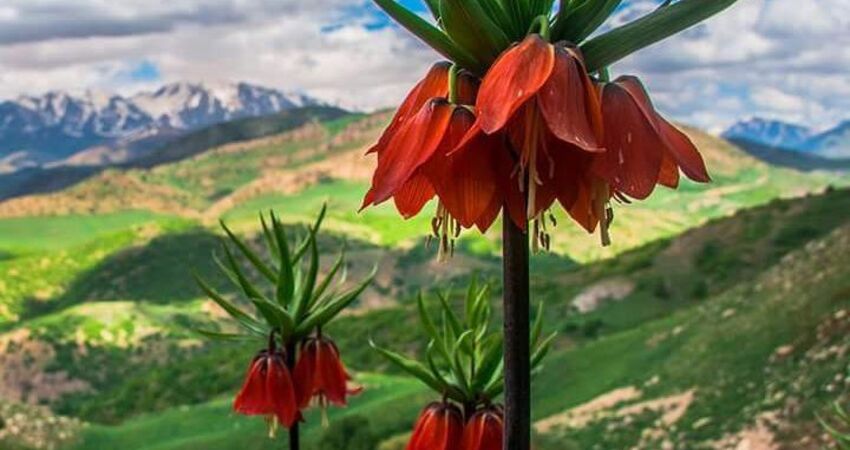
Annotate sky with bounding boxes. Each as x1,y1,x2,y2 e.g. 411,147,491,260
0,0,847,134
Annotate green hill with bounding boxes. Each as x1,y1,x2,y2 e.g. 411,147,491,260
0,109,848,450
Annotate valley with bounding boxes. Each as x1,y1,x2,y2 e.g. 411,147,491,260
0,108,848,450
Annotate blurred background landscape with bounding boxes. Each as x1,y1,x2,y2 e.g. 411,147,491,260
0,1,848,449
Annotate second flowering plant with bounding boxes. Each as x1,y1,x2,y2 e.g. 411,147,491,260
194,205,374,446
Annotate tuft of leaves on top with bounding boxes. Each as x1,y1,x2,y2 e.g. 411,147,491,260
194,204,375,343
371,275,556,404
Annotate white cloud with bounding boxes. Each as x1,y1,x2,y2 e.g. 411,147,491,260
0,0,846,131
612,0,850,132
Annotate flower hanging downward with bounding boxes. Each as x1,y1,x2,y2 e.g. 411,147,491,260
234,345,299,428
406,402,464,450
592,75,710,200
293,335,361,410
469,34,605,225
462,406,504,450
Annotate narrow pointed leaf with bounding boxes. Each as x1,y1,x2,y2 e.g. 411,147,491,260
440,0,511,64
193,274,266,335
271,214,295,306
437,291,463,336
220,221,276,283
531,332,558,368
309,250,345,309
372,0,485,73
193,329,257,341
531,301,545,347
417,293,440,341
581,0,739,72
295,267,375,335
371,341,445,393
553,0,623,43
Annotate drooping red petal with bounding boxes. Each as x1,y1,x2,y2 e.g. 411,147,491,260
293,342,318,408
234,357,273,415
475,195,502,233
394,173,436,218
266,356,299,427
568,176,610,233
462,409,504,450
657,118,711,182
424,108,499,228
538,47,603,152
658,151,680,188
544,133,595,211
476,35,555,135
406,403,463,450
592,82,663,200
315,340,350,406
367,100,454,204
614,76,710,183
368,62,450,155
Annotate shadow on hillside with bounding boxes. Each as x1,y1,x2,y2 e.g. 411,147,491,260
21,229,227,319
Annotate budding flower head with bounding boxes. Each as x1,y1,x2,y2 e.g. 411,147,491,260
406,401,464,450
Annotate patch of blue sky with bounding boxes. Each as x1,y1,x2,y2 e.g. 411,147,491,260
129,60,161,82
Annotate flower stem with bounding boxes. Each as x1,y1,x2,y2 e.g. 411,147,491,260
285,341,300,450
502,215,530,450
528,15,551,41
448,64,460,104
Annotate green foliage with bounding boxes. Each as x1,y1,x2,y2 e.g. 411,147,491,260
372,277,555,404
195,205,375,342
821,402,850,449
316,415,379,450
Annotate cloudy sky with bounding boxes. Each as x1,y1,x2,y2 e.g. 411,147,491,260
0,0,847,133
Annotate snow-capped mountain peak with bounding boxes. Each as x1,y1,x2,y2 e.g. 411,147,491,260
0,81,324,169
722,118,814,149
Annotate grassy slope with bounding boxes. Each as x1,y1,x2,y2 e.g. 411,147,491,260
59,191,850,450
0,112,848,449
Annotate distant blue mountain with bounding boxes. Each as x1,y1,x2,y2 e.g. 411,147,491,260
723,118,850,161
722,118,813,150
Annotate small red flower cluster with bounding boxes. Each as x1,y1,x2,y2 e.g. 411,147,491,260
363,35,710,249
233,334,358,427
407,402,504,450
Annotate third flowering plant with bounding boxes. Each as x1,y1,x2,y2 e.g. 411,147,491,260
371,278,555,450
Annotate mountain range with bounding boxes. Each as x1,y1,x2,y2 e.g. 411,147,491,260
723,117,850,159
0,82,322,173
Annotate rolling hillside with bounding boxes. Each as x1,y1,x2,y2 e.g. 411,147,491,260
0,109,848,450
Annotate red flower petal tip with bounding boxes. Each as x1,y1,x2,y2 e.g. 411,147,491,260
233,349,299,428
406,402,464,450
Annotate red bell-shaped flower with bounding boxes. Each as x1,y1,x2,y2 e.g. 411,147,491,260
592,75,711,200
468,34,605,223
406,402,464,450
233,349,299,428
461,406,504,450
293,335,360,409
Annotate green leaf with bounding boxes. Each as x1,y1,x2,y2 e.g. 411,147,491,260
220,221,276,283
259,212,280,260
437,291,463,337
531,332,558,368
371,341,446,393
271,213,295,306
478,0,521,39
417,293,440,342
309,250,345,310
293,233,319,320
581,0,739,72
531,301,545,348
295,266,375,336
423,0,441,20
439,0,511,64
472,334,503,390
193,273,266,335
553,0,622,43
293,204,327,262
372,0,485,73
193,328,256,341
